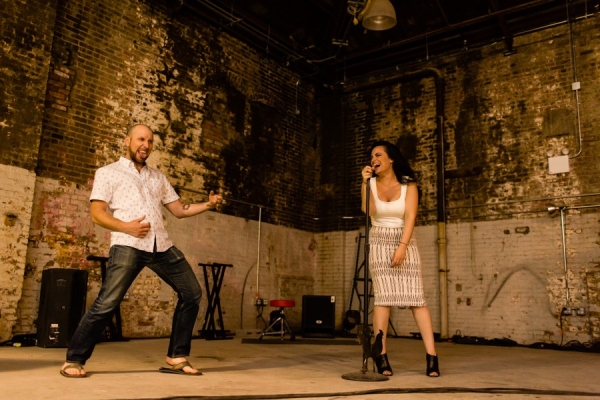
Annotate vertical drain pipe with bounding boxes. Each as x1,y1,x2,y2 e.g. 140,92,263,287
558,207,570,307
256,207,262,298
549,205,574,312
436,114,448,339
431,70,448,339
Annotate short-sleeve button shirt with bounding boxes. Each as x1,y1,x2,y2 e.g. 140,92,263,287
90,156,180,252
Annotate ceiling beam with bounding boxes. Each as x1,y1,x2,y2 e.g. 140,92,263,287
181,0,324,76
489,0,516,54
339,0,558,64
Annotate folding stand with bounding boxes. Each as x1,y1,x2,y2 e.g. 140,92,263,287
199,262,234,340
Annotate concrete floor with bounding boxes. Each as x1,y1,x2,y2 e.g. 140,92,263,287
1,333,599,400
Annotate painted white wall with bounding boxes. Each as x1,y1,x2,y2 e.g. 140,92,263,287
0,165,36,342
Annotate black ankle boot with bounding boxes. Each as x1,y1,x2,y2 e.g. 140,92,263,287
375,353,393,376
426,353,440,377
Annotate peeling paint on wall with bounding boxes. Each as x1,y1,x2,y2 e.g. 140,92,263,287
0,165,37,341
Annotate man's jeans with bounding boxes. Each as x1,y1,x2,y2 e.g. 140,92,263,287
66,245,202,364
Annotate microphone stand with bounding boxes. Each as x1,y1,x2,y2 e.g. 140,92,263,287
342,177,388,382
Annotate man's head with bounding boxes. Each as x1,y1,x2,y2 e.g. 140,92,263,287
125,124,153,167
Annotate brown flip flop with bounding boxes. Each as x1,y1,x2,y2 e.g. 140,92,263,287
60,363,88,378
158,361,203,376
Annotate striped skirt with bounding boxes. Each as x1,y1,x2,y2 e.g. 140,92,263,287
368,226,426,307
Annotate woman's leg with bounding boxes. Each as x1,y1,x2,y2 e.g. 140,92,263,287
411,305,440,377
372,305,393,376
372,305,391,353
411,306,436,355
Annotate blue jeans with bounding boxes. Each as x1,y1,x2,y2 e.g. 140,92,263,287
66,245,202,364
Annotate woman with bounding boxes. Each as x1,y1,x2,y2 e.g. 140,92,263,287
361,140,440,377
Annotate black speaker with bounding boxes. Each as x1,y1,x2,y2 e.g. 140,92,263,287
37,268,88,348
302,295,336,338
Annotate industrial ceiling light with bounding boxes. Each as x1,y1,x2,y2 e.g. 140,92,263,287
360,0,397,31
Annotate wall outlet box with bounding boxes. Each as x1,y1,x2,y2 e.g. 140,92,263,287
548,155,569,174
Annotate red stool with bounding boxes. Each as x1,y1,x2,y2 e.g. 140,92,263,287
260,299,296,340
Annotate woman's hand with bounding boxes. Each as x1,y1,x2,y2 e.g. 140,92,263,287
361,165,374,183
391,244,407,267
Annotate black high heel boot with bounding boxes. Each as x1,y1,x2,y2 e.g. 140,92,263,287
375,353,393,376
426,353,440,377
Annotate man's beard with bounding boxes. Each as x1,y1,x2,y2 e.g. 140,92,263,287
128,147,148,165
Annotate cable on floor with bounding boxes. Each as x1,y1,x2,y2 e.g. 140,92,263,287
152,386,600,400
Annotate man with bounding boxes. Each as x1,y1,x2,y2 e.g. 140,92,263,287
60,124,222,377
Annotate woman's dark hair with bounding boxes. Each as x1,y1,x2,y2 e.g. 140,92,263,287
368,140,420,185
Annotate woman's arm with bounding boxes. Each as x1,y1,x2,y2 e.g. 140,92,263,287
360,166,376,216
391,183,419,266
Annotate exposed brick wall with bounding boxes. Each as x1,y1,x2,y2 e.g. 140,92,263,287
0,0,56,170
36,0,319,229
8,0,320,340
16,181,318,338
331,19,600,230
129,211,317,335
441,212,599,344
316,211,599,345
2,0,600,347
0,0,57,341
314,230,364,329
0,166,36,341
45,65,75,112
315,18,600,344
15,177,102,335
203,31,320,230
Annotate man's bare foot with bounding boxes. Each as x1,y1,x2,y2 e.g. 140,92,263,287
165,357,198,374
60,362,87,378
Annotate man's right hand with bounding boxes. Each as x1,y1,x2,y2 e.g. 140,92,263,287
124,215,151,238
91,201,151,238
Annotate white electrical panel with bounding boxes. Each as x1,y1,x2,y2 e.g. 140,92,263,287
548,155,570,174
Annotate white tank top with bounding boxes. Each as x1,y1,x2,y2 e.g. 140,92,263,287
369,179,406,228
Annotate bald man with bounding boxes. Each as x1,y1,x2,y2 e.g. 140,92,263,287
61,124,222,378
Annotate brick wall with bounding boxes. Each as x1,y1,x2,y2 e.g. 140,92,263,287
7,0,320,340
1,0,599,346
0,166,36,341
37,0,319,229
15,177,101,335
168,212,317,332
316,211,599,346
0,0,57,342
425,212,598,344
0,0,56,170
314,17,600,345
327,18,600,231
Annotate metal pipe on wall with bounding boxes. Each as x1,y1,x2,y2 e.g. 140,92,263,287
567,0,584,158
547,204,600,313
436,114,449,339
558,207,570,305
256,207,262,298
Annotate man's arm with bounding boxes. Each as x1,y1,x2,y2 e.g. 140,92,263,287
164,190,223,219
90,200,151,238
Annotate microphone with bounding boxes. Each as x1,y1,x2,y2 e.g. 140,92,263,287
369,170,378,181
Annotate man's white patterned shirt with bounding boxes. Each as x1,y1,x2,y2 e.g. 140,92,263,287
90,156,179,252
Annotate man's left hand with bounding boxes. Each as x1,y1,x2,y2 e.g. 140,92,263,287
207,190,223,208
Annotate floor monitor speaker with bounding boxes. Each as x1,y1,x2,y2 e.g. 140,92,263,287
37,268,88,348
302,295,335,338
